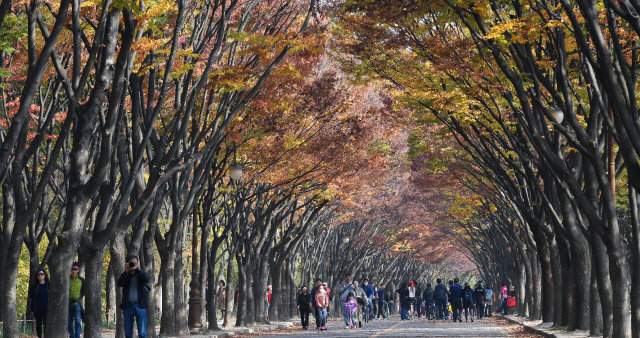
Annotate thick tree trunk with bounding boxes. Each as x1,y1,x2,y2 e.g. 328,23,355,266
591,226,613,338
223,254,235,328
159,250,177,334
110,233,127,338
535,229,554,322
45,199,90,338
590,244,603,336
106,263,117,326
235,253,247,327
629,188,640,338
174,245,189,334
547,234,563,327
268,261,283,321
142,234,158,338
83,246,108,338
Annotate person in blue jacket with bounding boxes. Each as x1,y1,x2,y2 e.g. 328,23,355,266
362,278,374,318
376,284,386,319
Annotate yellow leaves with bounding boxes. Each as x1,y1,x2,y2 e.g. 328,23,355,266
484,20,525,41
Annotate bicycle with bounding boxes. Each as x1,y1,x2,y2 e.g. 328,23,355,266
425,301,437,320
408,299,416,321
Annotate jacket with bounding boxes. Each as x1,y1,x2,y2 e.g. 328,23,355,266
423,287,433,302
396,287,409,307
297,293,312,310
338,282,354,301
462,286,474,306
30,282,50,312
315,289,329,307
363,284,374,298
473,287,486,304
117,269,150,309
377,287,385,303
69,276,85,307
434,283,447,300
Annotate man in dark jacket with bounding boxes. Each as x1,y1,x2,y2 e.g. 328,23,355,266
118,254,150,338
434,279,447,320
473,282,486,319
414,281,422,318
376,284,386,319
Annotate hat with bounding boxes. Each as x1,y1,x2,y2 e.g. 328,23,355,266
322,282,327,286
464,282,470,287
509,286,515,291
409,281,415,286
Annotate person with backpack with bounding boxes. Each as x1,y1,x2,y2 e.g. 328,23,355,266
118,254,150,338
337,274,355,328
498,283,508,315
414,281,422,319
448,278,463,322
353,281,367,327
434,278,447,320
310,278,323,330
473,281,486,319
462,282,475,322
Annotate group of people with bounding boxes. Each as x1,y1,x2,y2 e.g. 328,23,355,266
29,255,150,338
336,274,391,329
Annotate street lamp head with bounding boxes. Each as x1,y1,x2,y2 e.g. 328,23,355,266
229,164,243,180
481,221,490,230
342,236,350,244
549,105,564,124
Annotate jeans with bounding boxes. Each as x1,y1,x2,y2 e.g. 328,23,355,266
451,298,463,322
34,309,47,338
500,299,507,315
464,303,474,321
400,306,408,319
435,299,446,319
485,304,492,317
367,298,373,316
68,304,82,338
123,303,147,338
416,298,422,318
377,302,386,318
342,302,354,325
476,303,484,318
317,307,327,326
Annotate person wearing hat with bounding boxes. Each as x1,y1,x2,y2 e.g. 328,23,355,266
462,281,475,322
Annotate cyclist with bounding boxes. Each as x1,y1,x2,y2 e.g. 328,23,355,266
408,281,417,319
362,279,374,320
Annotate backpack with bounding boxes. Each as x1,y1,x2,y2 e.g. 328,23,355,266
464,289,473,304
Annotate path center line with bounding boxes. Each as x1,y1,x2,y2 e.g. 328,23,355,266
370,321,404,337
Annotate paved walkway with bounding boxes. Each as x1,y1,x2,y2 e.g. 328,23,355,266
242,316,540,337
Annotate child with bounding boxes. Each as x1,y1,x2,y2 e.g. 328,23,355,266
315,284,329,331
345,291,358,328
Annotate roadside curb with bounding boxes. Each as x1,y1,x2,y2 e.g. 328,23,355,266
162,322,294,338
502,316,590,338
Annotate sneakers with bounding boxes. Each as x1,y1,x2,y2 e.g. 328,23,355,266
345,325,350,329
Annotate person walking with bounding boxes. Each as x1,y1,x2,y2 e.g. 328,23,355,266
484,284,493,317
396,282,409,320
423,283,434,318
314,284,329,331
414,281,422,319
473,282,486,319
434,278,447,320
362,279,374,320
297,286,312,330
68,262,85,338
345,291,358,329
370,281,378,318
353,281,367,327
337,274,355,328
462,281,475,322
118,254,150,338
217,280,226,317
498,283,508,315
322,282,332,316
310,278,323,330
448,278,463,322
376,284,386,319
267,285,272,311
30,268,49,338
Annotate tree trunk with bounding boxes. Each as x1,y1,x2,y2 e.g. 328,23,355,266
83,246,108,338
110,233,127,338
142,233,158,338
106,263,117,326
268,261,283,321
590,243,603,336
159,249,177,334
235,252,247,327
223,253,235,328
174,245,189,334
591,226,613,338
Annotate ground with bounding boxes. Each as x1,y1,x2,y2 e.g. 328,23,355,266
240,316,544,338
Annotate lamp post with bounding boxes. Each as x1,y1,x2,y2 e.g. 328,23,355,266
481,221,490,230
549,105,564,124
342,236,350,244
